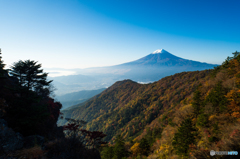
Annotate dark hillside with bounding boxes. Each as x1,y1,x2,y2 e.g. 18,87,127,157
0,53,104,159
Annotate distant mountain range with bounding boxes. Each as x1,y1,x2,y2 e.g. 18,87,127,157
56,88,106,110
50,49,218,96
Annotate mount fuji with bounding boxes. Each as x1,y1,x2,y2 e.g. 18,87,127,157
120,49,216,67
51,49,218,96
103,49,217,81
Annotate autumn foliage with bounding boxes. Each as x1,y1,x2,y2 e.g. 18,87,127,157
63,118,107,149
66,51,240,159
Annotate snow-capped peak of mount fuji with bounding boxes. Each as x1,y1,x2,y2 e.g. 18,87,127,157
152,49,168,54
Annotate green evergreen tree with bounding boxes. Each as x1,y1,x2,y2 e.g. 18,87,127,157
0,48,6,77
172,118,196,157
232,51,240,59
101,146,114,159
113,135,128,159
205,81,228,113
192,89,202,117
9,60,52,95
139,137,150,156
233,51,240,63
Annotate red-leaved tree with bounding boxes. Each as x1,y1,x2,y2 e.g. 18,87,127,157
63,118,107,148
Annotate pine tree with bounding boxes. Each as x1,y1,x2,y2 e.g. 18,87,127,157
0,48,6,76
205,81,228,113
9,60,52,95
172,118,196,157
192,89,202,117
101,146,114,159
139,137,150,156
113,135,128,159
232,51,240,59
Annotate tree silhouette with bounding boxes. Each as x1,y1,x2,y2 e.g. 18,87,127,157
0,48,6,77
9,60,52,95
63,118,107,149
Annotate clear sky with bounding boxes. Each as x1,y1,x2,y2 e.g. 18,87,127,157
1,0,240,74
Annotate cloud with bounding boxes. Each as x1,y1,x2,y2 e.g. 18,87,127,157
47,70,77,77
137,81,153,84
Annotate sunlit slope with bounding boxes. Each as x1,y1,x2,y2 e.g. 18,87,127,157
61,52,240,158
61,69,211,142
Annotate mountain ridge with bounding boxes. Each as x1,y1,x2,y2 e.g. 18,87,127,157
56,88,106,109
59,70,211,141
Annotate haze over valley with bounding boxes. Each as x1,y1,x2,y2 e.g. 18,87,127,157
1,0,240,158
50,49,218,97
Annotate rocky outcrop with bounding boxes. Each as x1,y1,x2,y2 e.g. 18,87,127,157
0,119,24,154
0,119,46,154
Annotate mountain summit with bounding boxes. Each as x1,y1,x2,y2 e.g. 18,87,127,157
152,49,168,54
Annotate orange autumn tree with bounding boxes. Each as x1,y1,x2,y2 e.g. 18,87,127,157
130,142,141,156
226,89,240,120
224,51,240,120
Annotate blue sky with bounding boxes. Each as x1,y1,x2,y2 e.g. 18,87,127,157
1,0,240,75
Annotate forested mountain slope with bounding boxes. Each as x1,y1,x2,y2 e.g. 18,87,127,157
60,69,211,142
61,51,240,159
